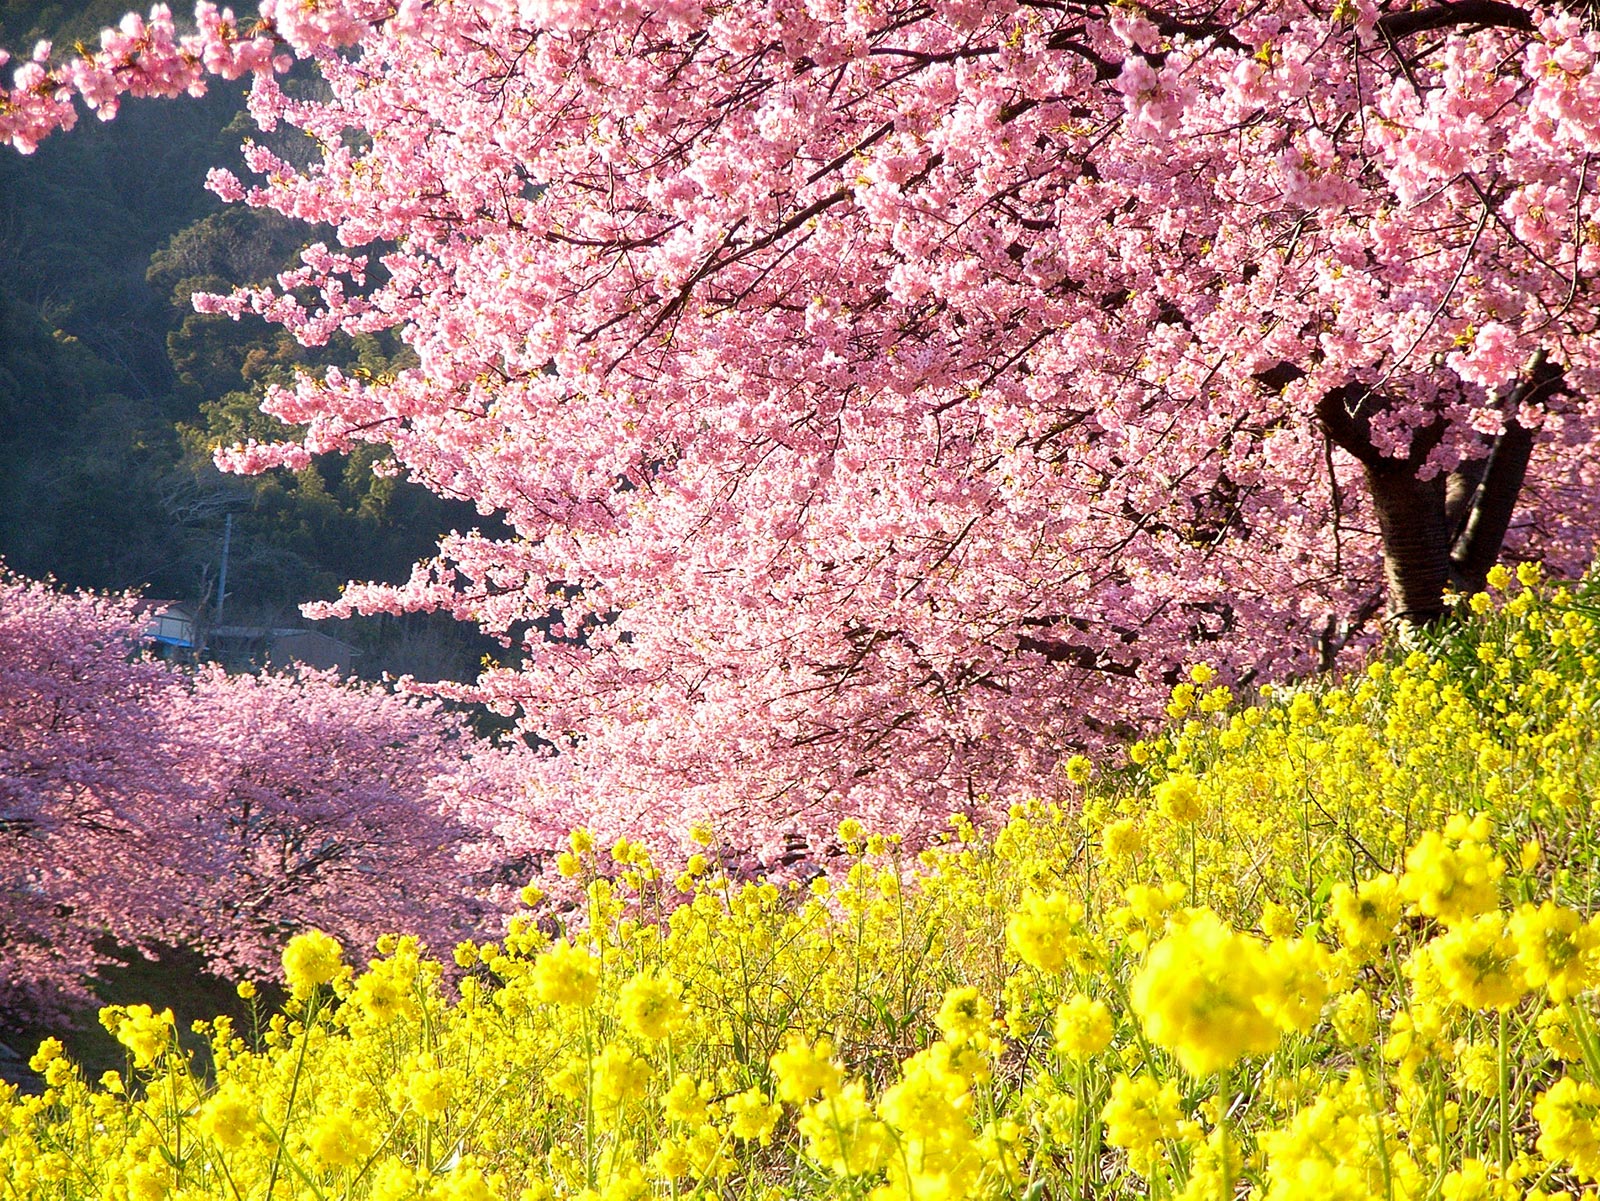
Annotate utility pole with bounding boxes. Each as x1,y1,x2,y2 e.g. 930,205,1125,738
216,512,233,626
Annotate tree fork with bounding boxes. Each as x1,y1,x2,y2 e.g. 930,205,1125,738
1317,383,1452,627
1317,355,1563,630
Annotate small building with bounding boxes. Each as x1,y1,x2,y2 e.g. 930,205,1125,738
138,602,198,654
266,628,359,674
136,603,358,674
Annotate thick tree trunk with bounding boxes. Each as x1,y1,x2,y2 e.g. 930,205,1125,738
1365,465,1453,624
1316,386,1452,628
1314,356,1559,633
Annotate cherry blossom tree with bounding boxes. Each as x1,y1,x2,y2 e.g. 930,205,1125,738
5,0,1600,858
0,575,179,1015
0,572,520,1020
161,664,512,978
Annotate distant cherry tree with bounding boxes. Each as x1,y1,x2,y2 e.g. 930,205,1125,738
0,572,520,1018
0,576,178,1013
4,0,1598,858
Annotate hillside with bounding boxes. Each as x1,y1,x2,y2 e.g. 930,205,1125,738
0,2,492,681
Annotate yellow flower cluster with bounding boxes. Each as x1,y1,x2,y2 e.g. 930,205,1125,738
1130,908,1281,1076
281,929,345,998
4,566,1600,1201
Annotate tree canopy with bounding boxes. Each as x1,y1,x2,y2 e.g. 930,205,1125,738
4,0,1599,852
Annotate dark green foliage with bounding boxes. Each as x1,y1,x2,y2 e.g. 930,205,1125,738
0,0,150,50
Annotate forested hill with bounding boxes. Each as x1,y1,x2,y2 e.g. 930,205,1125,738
0,1,492,680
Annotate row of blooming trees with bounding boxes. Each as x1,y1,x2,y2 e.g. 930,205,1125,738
0,572,561,1021
3,0,1599,864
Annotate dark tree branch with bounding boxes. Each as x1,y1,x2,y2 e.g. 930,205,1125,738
1450,421,1534,591
1015,635,1140,676
1376,0,1535,38
1444,456,1487,541
1315,383,1445,472
1450,352,1565,589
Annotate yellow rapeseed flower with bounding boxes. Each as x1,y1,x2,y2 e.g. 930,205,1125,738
529,939,601,1007
1258,1079,1414,1201
27,1038,63,1075
726,1087,782,1144
1103,817,1146,860
125,1159,169,1201
1328,874,1401,956
1129,909,1280,1075
1288,692,1318,726
1534,1076,1600,1182
878,1049,972,1143
349,952,421,1024
1399,818,1504,927
1508,901,1600,1002
1053,994,1114,1059
1330,990,1376,1046
1421,913,1528,1011
1537,1005,1583,1061
99,1004,174,1070
1005,891,1088,974
1260,937,1334,1034
771,1033,844,1104
662,1073,713,1125
281,929,344,998
1452,1042,1499,1097
1154,773,1204,823
797,1081,891,1176
401,1052,455,1121
1101,1073,1183,1172
1259,900,1297,939
306,1106,378,1168
196,1079,260,1150
593,1043,651,1115
935,986,996,1047
616,970,688,1040
1439,1157,1499,1201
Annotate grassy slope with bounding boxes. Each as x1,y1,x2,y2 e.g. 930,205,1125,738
2,563,1599,1200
